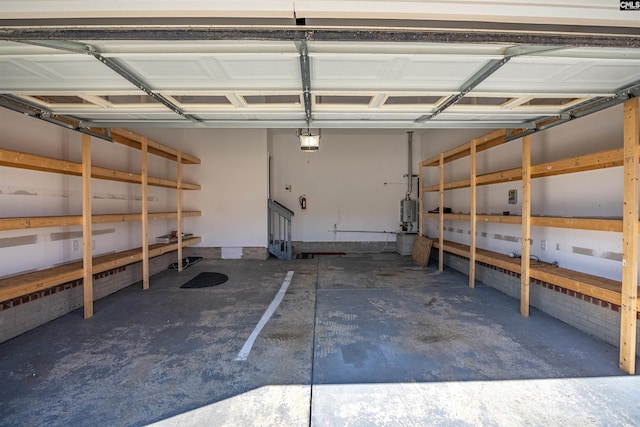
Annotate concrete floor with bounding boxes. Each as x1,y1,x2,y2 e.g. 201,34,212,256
0,253,638,426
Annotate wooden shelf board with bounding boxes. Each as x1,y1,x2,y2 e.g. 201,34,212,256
111,128,201,165
0,211,201,231
424,213,625,232
0,237,201,303
0,148,199,190
422,147,625,193
421,129,508,167
431,239,639,309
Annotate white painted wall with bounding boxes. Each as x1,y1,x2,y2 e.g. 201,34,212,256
421,104,632,282
269,128,422,242
0,108,176,277
135,127,269,250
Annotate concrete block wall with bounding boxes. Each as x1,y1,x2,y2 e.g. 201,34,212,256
0,252,175,343
185,246,268,260
292,241,397,255
440,252,640,355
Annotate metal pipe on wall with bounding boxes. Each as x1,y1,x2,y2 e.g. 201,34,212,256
407,131,413,200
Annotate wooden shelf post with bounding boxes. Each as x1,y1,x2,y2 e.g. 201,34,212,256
521,135,532,317
82,134,94,318
469,138,477,288
620,97,639,374
177,153,183,272
141,137,150,290
419,162,423,237
439,153,445,272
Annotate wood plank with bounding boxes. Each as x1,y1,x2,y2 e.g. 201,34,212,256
469,137,477,289
532,216,622,232
620,97,639,375
141,137,150,290
477,214,522,225
419,161,423,236
81,134,93,319
431,239,638,308
422,129,507,167
425,213,628,233
177,153,183,272
111,128,201,164
0,216,82,230
425,213,471,221
439,153,444,272
0,148,197,190
0,237,201,303
0,148,82,175
422,148,624,192
531,148,623,179
0,211,201,231
521,135,532,317
412,235,433,266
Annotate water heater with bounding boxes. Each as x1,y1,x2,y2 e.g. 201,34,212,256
401,199,417,223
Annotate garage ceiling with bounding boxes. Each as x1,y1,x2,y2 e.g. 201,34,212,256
1,2,639,131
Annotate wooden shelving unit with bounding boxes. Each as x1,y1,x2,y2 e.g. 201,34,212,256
424,213,628,232
0,211,201,231
419,98,639,374
432,239,640,311
0,236,201,303
0,129,201,318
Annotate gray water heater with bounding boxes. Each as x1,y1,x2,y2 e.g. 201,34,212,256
401,199,417,223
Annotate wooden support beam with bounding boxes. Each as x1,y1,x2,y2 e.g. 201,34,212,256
0,237,202,303
439,153,444,272
141,138,150,290
521,135,531,317
418,162,423,236
469,138,477,289
81,134,93,319
620,97,639,375
422,129,507,166
0,147,199,190
422,148,623,193
177,153,183,272
111,128,201,164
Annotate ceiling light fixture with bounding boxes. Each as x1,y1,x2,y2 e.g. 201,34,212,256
297,124,320,152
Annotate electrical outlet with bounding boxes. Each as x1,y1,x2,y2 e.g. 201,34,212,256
541,239,547,250
72,240,79,251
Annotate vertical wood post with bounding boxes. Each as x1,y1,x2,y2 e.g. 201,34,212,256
439,153,444,272
620,97,639,374
81,134,93,318
177,153,183,272
469,138,477,288
520,135,532,317
141,137,149,290
418,162,423,236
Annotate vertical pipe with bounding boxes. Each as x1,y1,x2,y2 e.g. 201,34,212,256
407,131,413,199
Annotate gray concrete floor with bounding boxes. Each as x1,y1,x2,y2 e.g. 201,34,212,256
0,253,638,427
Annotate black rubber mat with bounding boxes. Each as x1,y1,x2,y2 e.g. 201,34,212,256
180,272,228,288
